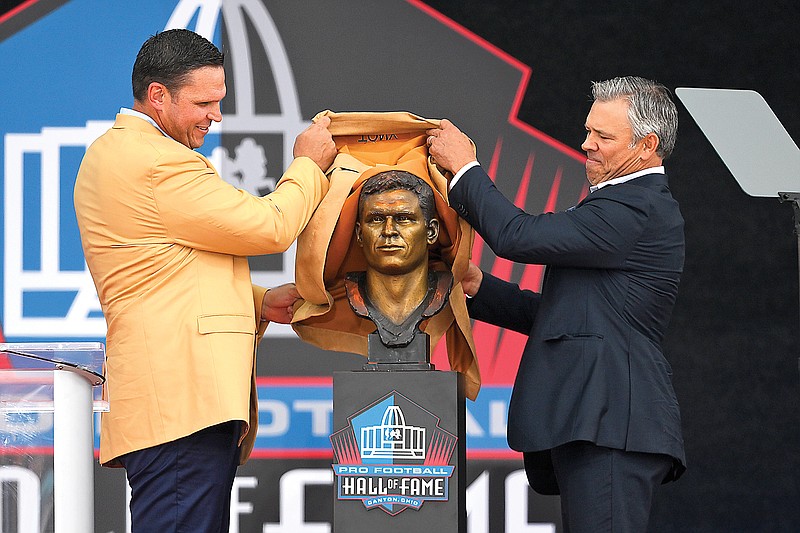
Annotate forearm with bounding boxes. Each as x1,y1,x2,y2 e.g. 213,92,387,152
450,165,537,262
467,271,539,334
156,156,329,256
259,157,330,250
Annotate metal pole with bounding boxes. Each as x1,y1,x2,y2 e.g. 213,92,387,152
53,368,95,533
778,192,800,381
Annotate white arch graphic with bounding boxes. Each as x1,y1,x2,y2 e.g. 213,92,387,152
166,0,307,140
166,0,308,297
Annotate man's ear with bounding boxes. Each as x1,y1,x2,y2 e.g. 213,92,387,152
147,82,168,111
427,218,440,245
355,222,363,246
640,132,660,162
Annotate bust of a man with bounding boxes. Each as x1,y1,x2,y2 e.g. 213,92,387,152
345,170,452,365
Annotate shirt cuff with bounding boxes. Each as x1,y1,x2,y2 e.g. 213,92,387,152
449,161,480,190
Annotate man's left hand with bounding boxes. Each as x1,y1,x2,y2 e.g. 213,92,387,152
461,262,484,297
294,115,337,171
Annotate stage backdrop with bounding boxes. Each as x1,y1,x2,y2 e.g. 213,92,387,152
2,1,799,532
0,1,588,531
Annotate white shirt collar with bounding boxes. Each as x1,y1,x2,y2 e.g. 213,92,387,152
589,166,665,193
119,107,175,141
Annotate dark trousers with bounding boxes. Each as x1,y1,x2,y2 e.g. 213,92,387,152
118,421,242,533
549,441,672,533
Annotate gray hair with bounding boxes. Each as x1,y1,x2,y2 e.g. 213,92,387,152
591,76,678,159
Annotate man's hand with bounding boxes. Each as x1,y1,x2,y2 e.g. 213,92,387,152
461,262,484,297
293,115,337,171
426,119,477,175
261,283,302,325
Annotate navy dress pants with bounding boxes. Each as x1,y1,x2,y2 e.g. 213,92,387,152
549,441,672,533
118,420,242,533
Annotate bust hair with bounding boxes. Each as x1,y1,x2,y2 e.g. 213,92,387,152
359,171,437,223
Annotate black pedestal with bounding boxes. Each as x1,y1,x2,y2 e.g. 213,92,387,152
331,370,466,532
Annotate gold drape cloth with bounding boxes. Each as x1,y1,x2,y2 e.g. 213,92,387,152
291,110,481,400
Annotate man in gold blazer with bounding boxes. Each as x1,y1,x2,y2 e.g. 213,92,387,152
73,29,334,532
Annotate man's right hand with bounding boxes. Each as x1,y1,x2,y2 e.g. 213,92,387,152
261,283,302,324
427,119,477,176
293,115,336,171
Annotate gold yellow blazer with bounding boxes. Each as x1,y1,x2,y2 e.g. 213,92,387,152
74,114,329,465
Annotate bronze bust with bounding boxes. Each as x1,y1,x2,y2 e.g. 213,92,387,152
346,170,452,369
289,111,481,399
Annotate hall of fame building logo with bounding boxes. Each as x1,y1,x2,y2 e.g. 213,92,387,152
330,391,457,515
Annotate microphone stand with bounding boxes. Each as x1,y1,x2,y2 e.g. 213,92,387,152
779,191,800,380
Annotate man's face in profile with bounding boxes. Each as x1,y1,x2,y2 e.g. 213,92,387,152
158,65,226,149
356,188,439,276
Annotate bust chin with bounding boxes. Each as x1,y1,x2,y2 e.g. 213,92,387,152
345,270,453,368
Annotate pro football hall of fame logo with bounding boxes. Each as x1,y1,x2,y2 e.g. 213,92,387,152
330,390,458,516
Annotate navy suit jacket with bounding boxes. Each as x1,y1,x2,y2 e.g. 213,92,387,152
451,165,686,489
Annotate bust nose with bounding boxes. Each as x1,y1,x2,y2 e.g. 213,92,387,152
382,217,400,235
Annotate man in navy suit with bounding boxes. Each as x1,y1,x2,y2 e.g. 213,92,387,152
428,76,685,532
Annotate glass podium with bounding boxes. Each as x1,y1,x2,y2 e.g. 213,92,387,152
1,342,106,533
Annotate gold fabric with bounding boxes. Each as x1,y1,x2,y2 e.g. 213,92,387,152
292,110,481,400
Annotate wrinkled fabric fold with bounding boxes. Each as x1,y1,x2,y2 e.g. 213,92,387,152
292,110,481,400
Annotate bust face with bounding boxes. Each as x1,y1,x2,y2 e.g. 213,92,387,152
355,188,439,276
